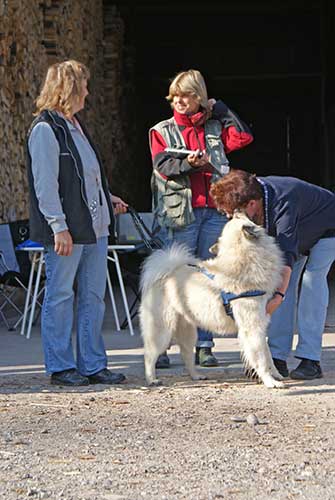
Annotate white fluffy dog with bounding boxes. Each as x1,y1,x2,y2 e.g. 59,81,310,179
139,213,285,388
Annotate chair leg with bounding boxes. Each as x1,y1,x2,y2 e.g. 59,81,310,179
0,288,24,331
0,290,22,315
120,295,140,329
0,306,10,330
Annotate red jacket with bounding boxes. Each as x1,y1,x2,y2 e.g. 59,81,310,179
150,100,253,208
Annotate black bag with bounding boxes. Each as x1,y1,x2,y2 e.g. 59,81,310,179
8,219,31,283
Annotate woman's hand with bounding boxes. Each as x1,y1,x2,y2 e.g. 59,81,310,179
208,98,217,110
54,230,73,256
111,194,128,214
187,150,210,169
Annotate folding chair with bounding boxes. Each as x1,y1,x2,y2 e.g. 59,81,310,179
0,220,42,331
107,207,162,331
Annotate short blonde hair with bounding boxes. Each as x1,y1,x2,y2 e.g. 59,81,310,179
166,69,209,111
34,60,90,118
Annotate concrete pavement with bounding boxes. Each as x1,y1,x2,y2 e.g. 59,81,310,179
1,287,335,386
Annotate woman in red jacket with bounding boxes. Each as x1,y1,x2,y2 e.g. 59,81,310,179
149,69,253,368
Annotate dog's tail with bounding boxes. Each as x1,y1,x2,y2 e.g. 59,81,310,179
140,242,198,295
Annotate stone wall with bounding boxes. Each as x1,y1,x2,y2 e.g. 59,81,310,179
0,0,127,223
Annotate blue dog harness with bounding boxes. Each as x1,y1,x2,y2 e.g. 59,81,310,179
198,267,266,320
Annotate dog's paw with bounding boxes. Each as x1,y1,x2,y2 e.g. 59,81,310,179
148,379,163,387
273,380,286,389
264,378,286,389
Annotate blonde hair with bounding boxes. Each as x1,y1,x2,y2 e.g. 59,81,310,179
166,69,209,111
34,60,90,118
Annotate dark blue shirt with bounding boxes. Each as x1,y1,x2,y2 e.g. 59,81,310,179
259,176,335,267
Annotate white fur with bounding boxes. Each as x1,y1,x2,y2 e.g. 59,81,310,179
139,213,286,388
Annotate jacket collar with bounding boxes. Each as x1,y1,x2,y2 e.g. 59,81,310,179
173,108,207,127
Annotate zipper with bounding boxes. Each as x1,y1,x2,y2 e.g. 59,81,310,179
192,124,202,151
205,176,209,207
97,177,103,206
47,111,90,210
192,123,208,207
256,178,269,232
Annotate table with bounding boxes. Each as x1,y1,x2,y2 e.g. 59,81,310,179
18,246,45,339
18,244,137,339
107,245,136,336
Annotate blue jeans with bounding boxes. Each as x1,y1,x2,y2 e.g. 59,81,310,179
158,208,228,347
42,237,108,375
268,237,335,362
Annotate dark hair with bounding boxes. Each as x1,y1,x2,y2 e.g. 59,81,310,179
210,169,262,214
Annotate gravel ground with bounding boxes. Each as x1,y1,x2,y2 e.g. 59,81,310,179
1,365,335,500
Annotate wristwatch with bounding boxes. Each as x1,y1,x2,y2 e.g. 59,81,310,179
273,290,285,301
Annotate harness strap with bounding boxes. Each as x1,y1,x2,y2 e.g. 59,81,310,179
197,266,266,319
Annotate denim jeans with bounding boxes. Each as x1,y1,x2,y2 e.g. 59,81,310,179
268,237,335,362
158,207,228,347
42,236,108,375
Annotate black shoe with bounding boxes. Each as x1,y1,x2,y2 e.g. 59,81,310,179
272,358,289,378
195,347,219,367
88,368,126,385
51,368,89,386
290,358,323,380
155,352,170,369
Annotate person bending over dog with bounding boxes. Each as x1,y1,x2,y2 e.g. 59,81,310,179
149,69,253,369
210,169,335,380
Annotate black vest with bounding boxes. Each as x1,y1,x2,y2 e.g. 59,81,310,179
26,110,115,245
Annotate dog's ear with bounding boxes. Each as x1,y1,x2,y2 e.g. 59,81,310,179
209,242,219,255
242,224,260,240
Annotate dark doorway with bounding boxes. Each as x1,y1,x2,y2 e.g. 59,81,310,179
109,0,334,209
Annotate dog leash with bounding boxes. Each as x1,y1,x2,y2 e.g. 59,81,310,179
127,206,163,251
197,266,266,319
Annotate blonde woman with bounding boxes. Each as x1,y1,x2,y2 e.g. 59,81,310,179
149,69,253,368
26,60,127,386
